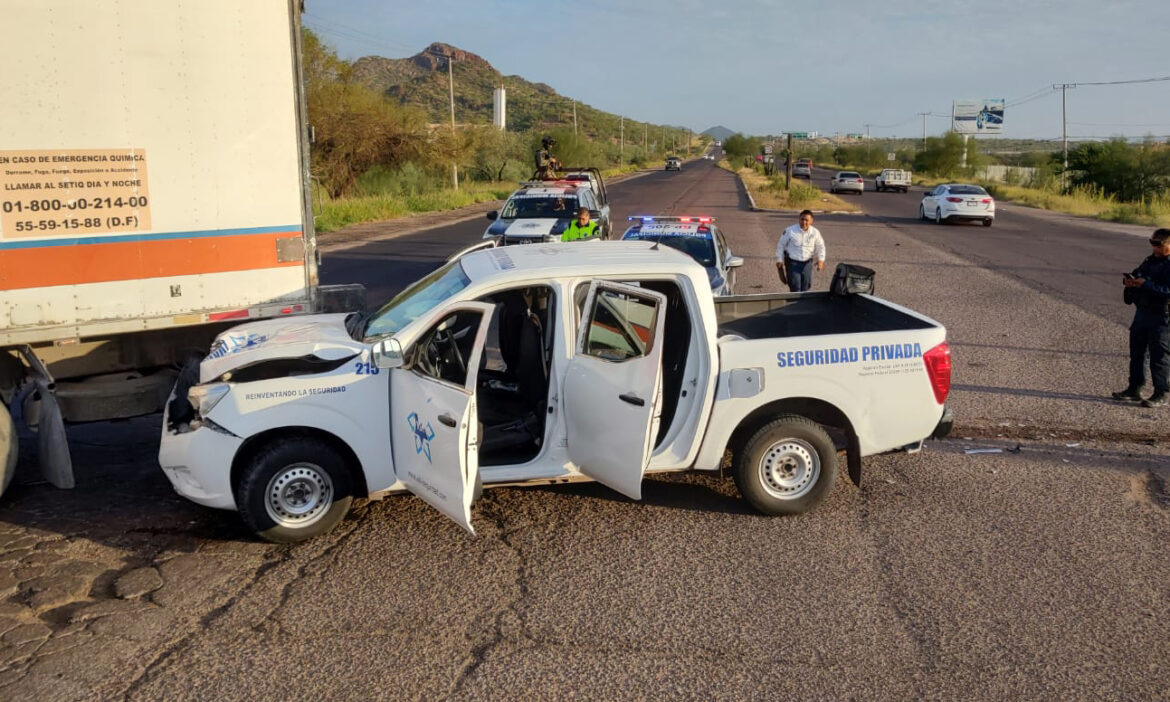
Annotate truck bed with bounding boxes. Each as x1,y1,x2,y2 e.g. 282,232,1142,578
715,292,935,340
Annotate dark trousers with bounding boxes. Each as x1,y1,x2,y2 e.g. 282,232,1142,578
785,257,814,292
1128,309,1170,392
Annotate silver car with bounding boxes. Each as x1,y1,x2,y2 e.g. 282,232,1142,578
830,171,865,195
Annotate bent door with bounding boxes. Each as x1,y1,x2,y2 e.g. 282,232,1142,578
390,302,493,533
563,281,666,500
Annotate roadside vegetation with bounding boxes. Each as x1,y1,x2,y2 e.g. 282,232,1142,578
304,30,704,232
798,131,1170,227
718,159,859,212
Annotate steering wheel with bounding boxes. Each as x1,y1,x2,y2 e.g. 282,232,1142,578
442,328,467,377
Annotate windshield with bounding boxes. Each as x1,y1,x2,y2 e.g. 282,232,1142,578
626,233,716,267
840,172,861,179
500,195,577,219
948,185,988,195
363,261,471,340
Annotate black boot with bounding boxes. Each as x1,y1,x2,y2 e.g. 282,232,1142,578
1142,391,1168,408
1112,387,1143,402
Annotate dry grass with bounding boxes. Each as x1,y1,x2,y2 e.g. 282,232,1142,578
722,161,859,212
985,184,1170,227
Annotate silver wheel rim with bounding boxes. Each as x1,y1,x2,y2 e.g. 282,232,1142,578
935,208,942,223
265,463,334,528
758,438,820,500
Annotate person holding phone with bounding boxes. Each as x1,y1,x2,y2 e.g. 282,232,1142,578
1115,228,1170,406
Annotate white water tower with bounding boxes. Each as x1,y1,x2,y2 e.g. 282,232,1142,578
492,86,506,130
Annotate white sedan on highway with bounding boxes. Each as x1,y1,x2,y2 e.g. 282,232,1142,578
829,171,864,195
919,184,995,227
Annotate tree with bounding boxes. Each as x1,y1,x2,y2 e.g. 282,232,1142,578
1069,138,1170,201
303,29,427,197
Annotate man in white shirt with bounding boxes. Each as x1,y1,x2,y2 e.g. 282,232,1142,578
775,209,826,292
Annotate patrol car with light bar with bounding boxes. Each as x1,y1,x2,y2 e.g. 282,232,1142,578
621,216,743,295
482,168,611,244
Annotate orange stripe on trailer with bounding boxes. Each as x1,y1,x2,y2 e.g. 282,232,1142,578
0,231,302,290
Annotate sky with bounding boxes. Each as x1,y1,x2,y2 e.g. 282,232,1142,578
304,0,1170,141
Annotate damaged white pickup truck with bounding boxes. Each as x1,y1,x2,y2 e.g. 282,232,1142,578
160,242,953,542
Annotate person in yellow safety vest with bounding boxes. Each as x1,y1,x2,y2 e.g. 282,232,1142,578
562,207,600,242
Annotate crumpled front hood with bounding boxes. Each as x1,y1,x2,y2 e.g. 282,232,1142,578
200,313,363,382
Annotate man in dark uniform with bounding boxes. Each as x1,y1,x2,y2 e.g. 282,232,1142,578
534,136,559,180
1114,228,1170,407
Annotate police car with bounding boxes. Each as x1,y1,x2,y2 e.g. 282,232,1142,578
621,216,742,295
484,176,611,244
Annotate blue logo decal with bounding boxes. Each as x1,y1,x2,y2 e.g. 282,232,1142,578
407,412,435,462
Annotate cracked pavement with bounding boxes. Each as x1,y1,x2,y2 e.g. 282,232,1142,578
2,162,1169,699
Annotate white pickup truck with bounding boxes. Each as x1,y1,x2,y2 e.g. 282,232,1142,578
875,169,912,193
159,243,954,542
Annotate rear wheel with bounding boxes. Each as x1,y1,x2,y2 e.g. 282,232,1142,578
236,437,354,543
733,415,838,516
983,218,993,227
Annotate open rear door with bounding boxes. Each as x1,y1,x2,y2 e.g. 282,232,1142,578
563,281,666,499
390,302,494,533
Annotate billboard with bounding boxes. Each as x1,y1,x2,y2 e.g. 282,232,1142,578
953,99,1005,134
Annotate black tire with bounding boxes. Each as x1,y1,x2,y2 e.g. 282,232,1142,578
733,415,837,516
918,204,926,220
235,437,354,543
982,218,993,227
0,402,16,498
934,207,944,225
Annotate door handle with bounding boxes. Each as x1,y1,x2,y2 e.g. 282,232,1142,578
618,392,645,407
438,413,457,428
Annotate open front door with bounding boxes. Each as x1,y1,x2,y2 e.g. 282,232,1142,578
390,302,494,533
564,281,667,499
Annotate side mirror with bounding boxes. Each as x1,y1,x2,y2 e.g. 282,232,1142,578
725,255,744,269
372,337,405,369
589,210,602,220
486,211,498,221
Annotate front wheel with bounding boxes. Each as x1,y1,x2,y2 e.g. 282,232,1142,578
0,402,17,498
918,204,926,220
733,415,838,516
934,207,944,224
236,437,354,543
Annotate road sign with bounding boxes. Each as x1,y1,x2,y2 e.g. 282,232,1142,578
887,152,896,161
763,144,773,155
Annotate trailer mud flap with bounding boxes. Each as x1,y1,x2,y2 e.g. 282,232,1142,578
34,379,74,489
847,432,861,487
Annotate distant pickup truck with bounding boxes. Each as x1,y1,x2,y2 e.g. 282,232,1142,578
160,243,954,542
875,169,912,193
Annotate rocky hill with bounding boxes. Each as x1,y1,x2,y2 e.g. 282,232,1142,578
702,125,736,141
351,43,670,137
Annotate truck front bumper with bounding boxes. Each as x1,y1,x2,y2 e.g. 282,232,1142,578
931,406,954,439
158,418,242,511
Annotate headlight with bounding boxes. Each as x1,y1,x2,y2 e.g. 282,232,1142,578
187,383,230,417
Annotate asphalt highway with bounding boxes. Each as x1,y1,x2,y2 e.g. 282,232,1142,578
1,160,1168,700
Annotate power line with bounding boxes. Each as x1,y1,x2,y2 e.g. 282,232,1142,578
1072,74,1170,87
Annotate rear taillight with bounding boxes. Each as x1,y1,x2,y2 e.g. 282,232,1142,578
946,197,963,203
981,198,992,203
923,342,952,405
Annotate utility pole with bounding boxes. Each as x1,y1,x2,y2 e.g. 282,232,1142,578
619,116,624,166
572,101,578,136
917,112,928,149
1054,83,1075,190
446,54,458,190
785,133,793,189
